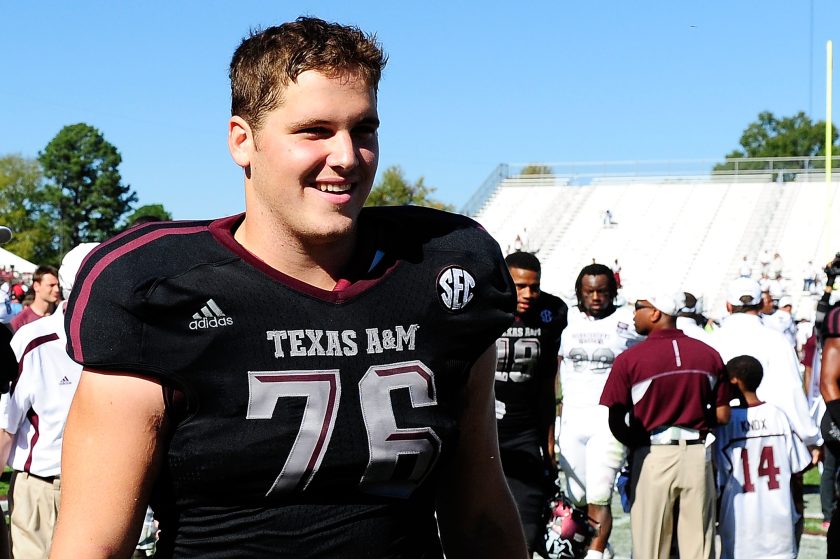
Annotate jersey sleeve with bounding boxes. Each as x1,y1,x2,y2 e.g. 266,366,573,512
64,221,214,377
443,225,515,364
64,241,154,373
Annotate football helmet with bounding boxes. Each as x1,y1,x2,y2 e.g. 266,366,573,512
544,492,596,559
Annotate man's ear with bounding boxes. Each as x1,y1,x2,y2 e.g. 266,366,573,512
228,116,254,169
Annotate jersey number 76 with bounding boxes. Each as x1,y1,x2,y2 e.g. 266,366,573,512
246,360,441,499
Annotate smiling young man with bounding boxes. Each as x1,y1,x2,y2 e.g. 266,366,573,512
10,266,59,332
557,263,642,558
494,252,567,555
51,18,527,559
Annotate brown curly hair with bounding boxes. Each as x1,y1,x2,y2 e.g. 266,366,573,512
230,16,388,132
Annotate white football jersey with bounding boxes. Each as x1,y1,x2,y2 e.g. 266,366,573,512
716,403,810,559
559,305,642,409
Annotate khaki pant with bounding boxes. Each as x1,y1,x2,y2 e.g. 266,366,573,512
629,443,714,559
9,472,61,559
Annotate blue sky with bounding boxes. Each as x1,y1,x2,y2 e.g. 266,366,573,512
2,1,837,219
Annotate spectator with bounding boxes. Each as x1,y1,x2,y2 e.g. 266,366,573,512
10,266,59,332
676,292,711,343
761,292,796,348
710,278,819,547
716,355,811,559
739,256,752,279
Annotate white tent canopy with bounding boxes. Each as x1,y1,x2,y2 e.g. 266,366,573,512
0,247,37,275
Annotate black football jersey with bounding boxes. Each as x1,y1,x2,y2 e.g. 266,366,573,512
64,207,514,558
494,292,567,447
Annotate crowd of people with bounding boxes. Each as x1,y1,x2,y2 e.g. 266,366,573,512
497,247,840,559
0,14,838,559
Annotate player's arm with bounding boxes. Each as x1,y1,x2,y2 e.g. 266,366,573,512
540,357,559,466
0,393,16,468
50,369,168,559
716,404,731,425
436,345,528,559
821,338,840,427
0,430,11,470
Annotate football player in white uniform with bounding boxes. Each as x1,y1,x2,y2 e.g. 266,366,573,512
557,263,642,559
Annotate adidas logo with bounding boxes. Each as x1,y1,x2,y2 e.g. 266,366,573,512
59,376,72,386
189,299,233,330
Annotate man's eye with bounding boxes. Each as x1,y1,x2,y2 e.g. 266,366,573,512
353,125,378,138
299,127,331,137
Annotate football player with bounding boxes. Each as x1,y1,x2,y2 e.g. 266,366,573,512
495,251,567,554
51,18,528,559
557,263,642,559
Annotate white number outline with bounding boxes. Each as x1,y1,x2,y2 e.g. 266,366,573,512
246,360,441,498
359,360,441,498
246,370,341,495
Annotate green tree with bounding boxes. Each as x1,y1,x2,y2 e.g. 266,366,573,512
714,111,838,174
520,164,553,175
38,123,137,254
0,154,58,264
365,166,454,211
125,204,173,229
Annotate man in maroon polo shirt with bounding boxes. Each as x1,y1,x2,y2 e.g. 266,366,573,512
600,290,732,559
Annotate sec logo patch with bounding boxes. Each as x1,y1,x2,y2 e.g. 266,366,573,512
437,266,475,311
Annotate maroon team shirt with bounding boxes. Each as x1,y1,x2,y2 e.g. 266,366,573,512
600,328,732,434
10,305,45,332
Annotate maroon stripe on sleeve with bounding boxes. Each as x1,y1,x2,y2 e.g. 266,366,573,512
11,333,60,394
69,226,207,362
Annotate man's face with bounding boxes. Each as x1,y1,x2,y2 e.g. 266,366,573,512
237,70,379,243
633,299,655,335
761,292,774,314
34,273,59,304
579,274,612,318
509,267,540,315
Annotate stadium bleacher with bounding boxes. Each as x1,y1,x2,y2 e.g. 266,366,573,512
470,168,840,320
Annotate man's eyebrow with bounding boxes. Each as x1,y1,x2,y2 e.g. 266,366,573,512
290,116,381,129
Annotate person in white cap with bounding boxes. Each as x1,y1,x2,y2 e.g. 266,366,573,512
760,291,796,348
710,279,816,447
709,277,819,545
0,243,98,559
675,292,711,343
600,289,732,559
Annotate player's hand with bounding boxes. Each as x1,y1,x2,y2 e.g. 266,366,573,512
809,445,822,467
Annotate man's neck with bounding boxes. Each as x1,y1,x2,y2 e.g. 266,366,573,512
234,216,357,291
29,299,51,317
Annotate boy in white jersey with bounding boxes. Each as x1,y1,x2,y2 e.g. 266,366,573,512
716,355,811,559
557,263,643,558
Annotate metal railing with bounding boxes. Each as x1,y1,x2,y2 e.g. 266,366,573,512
461,156,840,216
